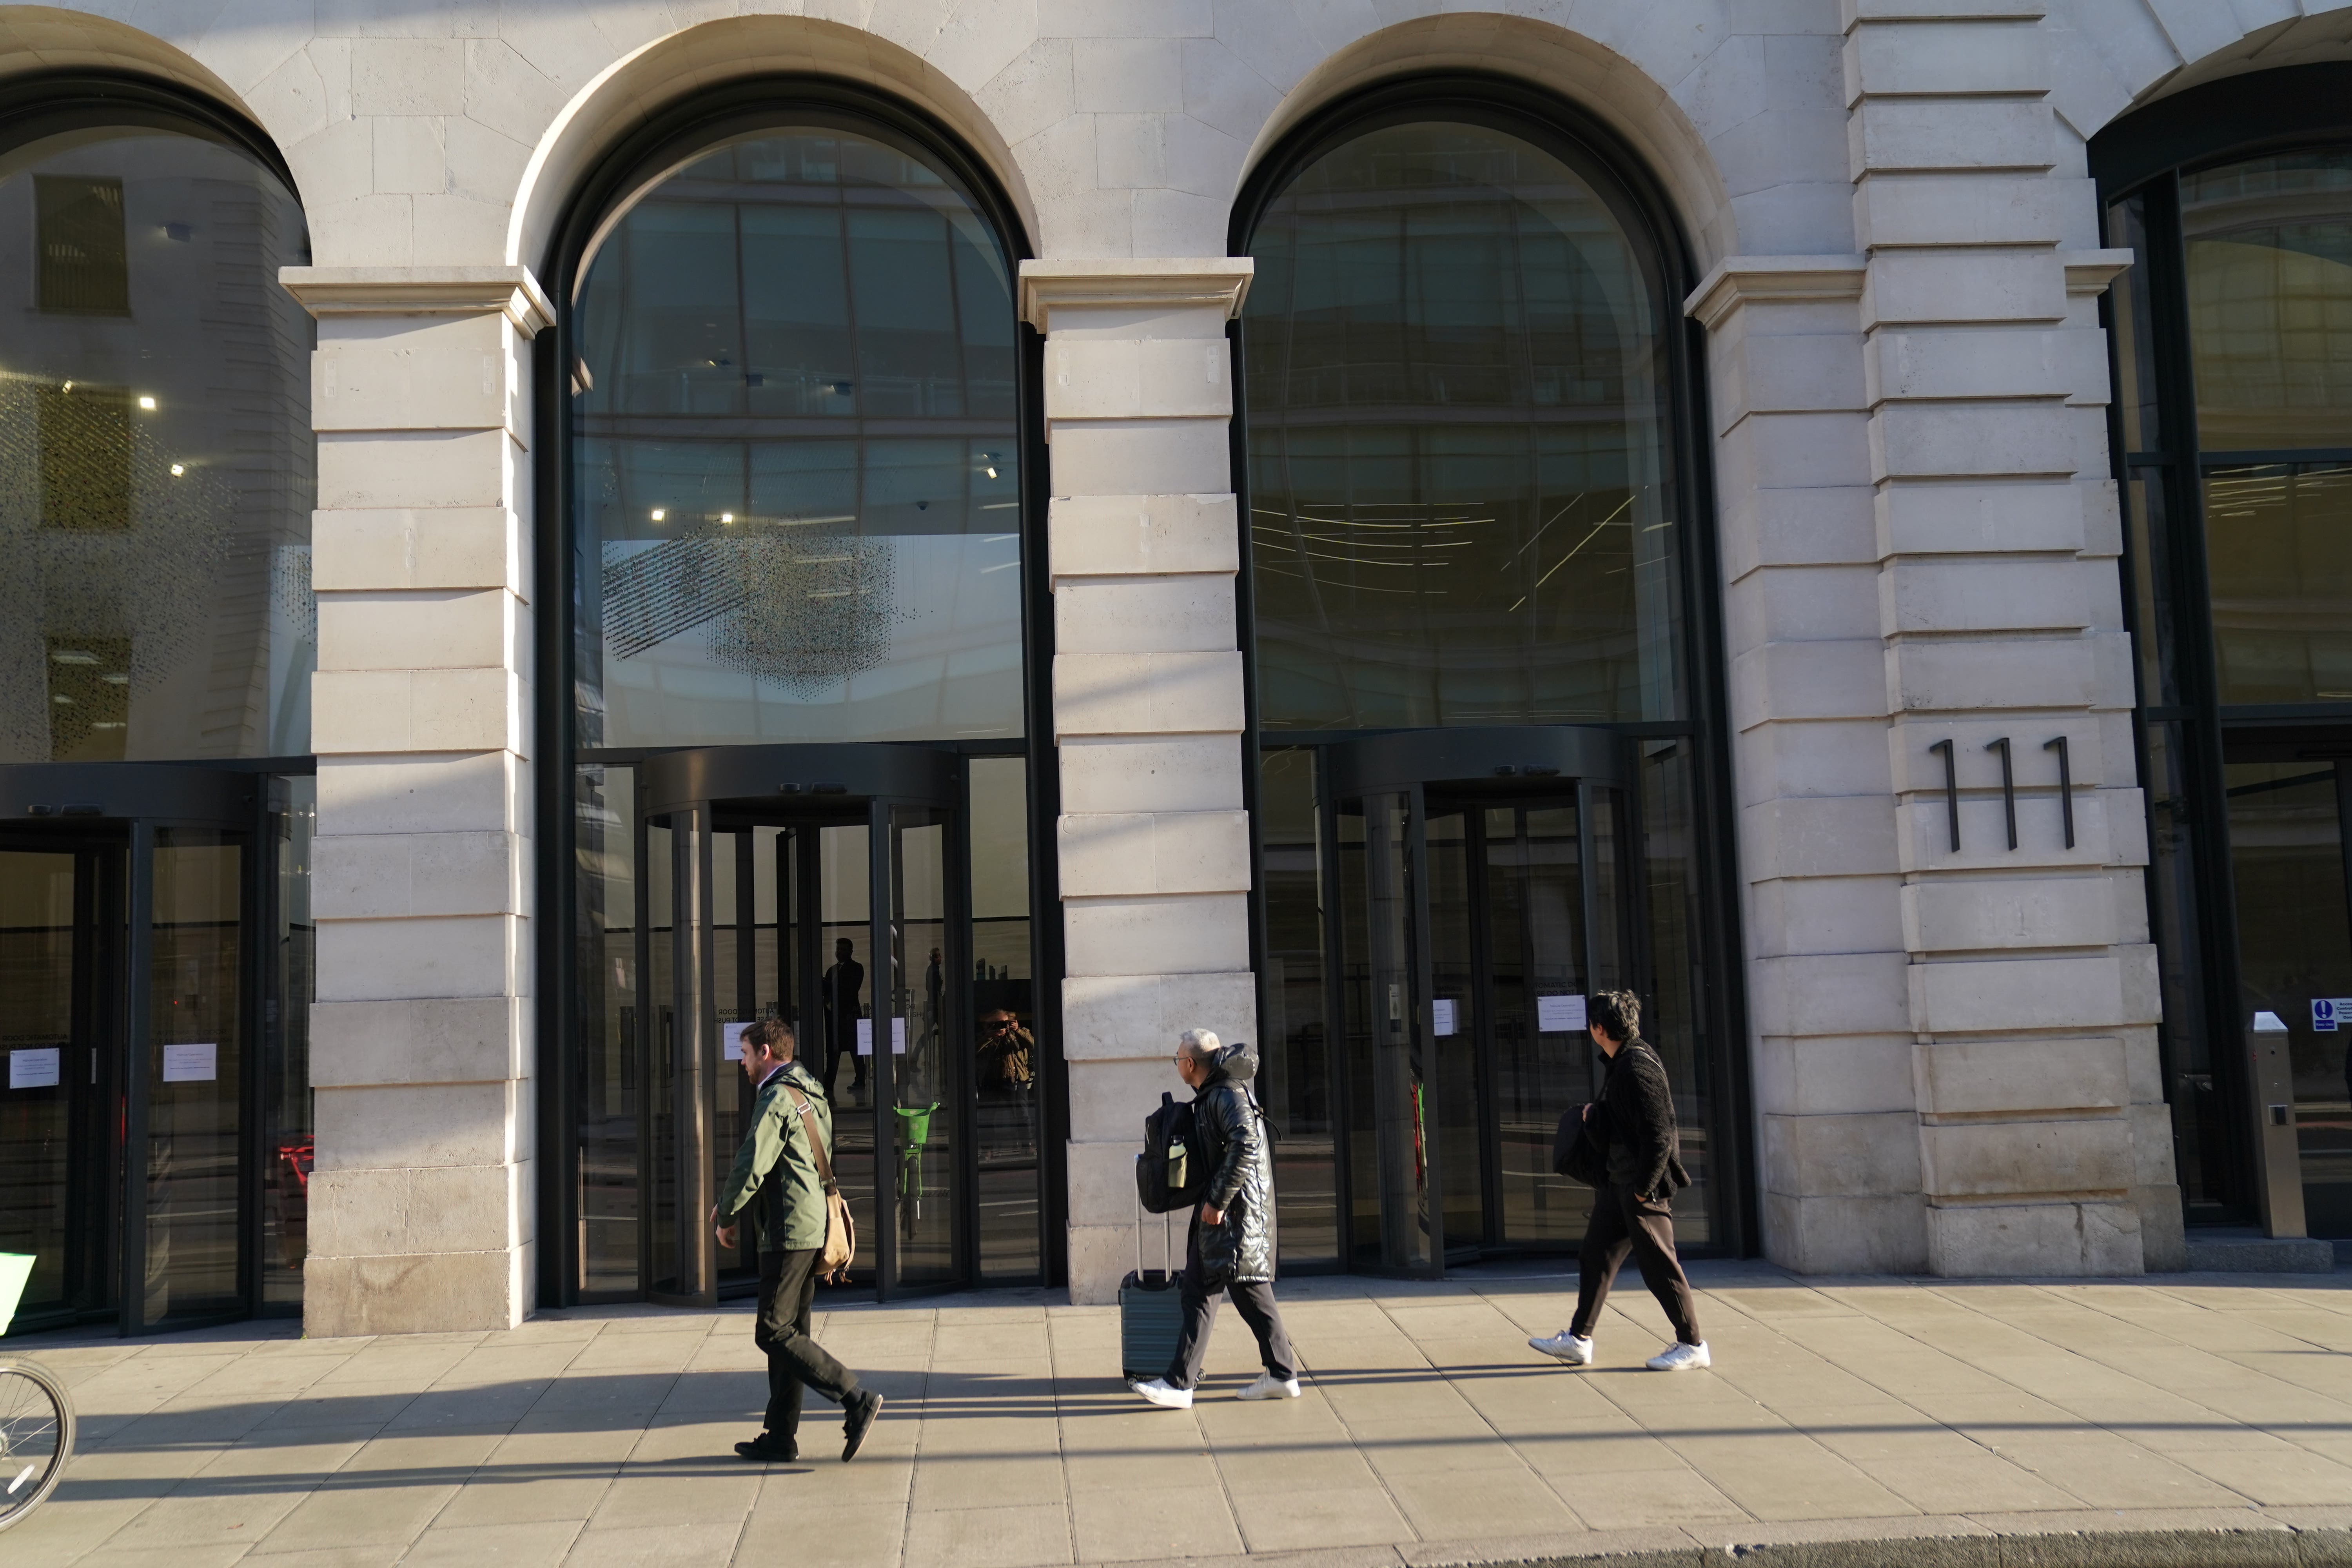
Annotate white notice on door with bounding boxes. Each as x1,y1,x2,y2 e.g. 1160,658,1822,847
162,1042,217,1083
1536,994,1586,1033
855,1018,873,1056
891,1017,908,1055
1432,999,1458,1037
722,1022,751,1061
9,1047,60,1089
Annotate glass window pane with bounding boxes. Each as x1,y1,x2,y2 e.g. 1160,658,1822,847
2202,462,2352,704
2184,152,2352,452
0,128,315,761
147,830,243,1323
262,777,316,1309
1245,120,1679,730
574,763,640,1296
890,807,956,1288
2224,761,2352,1236
1259,749,1336,1266
970,755,1039,1285
0,851,78,1320
575,127,1023,747
2107,192,2161,456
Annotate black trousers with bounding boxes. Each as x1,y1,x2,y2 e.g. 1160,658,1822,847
1163,1234,1297,1391
756,1248,860,1437
1569,1182,1701,1346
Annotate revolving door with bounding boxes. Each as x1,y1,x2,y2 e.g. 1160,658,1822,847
1327,728,1641,1276
639,744,967,1305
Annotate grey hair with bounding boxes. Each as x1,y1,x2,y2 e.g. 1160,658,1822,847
1178,1027,1220,1063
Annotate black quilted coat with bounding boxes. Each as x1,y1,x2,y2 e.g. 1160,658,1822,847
1191,1042,1276,1286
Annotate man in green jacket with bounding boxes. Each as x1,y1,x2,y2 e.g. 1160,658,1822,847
712,1019,884,1463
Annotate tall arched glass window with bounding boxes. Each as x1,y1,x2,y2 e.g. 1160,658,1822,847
571,125,1022,746
1238,91,1737,1275
1244,119,1682,731
0,115,314,760
555,102,1042,1305
2100,69,2352,1243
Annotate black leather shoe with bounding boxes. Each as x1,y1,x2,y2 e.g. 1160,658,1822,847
842,1391,882,1462
734,1432,798,1463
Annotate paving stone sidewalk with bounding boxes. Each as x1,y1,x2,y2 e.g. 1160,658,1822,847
6,1261,2352,1568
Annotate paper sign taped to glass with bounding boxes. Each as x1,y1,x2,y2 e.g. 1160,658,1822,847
9,1047,60,1090
1536,994,1587,1033
162,1042,217,1082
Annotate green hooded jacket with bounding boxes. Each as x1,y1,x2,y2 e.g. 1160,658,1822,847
716,1058,833,1255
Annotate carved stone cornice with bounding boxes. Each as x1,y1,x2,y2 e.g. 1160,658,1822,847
1019,258,1254,332
1684,255,1867,331
279,266,554,334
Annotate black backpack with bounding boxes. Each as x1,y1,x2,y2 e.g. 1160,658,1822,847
1136,1091,1208,1214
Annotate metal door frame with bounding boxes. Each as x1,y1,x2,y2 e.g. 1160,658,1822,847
0,763,265,1336
1324,728,1637,1276
637,744,964,1306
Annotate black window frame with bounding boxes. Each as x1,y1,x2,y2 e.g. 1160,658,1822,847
533,78,1062,1308
1226,73,1754,1264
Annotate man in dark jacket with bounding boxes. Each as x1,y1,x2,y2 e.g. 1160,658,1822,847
1529,990,1710,1371
1130,1029,1300,1409
712,1020,885,1461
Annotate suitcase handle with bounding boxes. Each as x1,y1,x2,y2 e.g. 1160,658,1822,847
1134,1195,1176,1284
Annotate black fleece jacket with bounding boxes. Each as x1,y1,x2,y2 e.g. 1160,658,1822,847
1593,1037,1691,1202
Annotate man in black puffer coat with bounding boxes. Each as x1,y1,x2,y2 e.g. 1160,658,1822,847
1529,989,1710,1372
1130,1029,1300,1409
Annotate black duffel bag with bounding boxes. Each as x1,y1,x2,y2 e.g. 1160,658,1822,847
1552,1103,1610,1189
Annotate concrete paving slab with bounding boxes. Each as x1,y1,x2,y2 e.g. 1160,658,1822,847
11,1265,2352,1568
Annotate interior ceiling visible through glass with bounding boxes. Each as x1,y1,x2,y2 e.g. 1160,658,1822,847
0,126,314,762
1243,119,1679,731
573,126,1023,747
2185,150,2352,453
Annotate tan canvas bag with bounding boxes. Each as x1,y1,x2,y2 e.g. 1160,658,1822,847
784,1086,857,1283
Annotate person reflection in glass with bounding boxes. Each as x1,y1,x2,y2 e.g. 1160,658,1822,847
977,1008,1036,1153
823,937,865,1105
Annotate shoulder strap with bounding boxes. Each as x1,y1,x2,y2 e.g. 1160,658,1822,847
782,1085,839,1192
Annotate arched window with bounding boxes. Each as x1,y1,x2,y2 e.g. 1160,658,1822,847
0,93,314,761
550,93,1044,1305
2096,67,2352,1242
1235,83,1734,1274
1242,114,1682,731
570,119,1023,746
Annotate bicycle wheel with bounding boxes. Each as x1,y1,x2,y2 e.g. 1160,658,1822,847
0,1359,73,1531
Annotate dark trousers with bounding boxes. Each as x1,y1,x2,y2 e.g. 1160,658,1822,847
821,1031,864,1097
1570,1182,1701,1346
756,1247,859,1437
1164,1245,1297,1391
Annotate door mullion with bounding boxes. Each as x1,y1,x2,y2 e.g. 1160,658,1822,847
1463,805,1501,1251
121,821,154,1335
871,799,897,1301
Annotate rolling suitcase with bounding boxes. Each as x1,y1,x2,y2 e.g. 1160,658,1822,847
1119,1205,1185,1383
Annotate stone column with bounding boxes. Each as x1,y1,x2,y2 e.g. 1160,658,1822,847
1689,254,1929,1273
280,265,548,1334
1842,1,2180,1273
1020,260,1257,1305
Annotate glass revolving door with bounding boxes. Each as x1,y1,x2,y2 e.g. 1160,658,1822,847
639,744,967,1303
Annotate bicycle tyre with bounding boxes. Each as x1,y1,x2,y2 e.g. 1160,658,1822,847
0,1359,74,1532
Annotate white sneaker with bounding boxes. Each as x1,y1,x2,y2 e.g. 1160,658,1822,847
1236,1373,1301,1400
1131,1377,1193,1409
1528,1331,1594,1365
1646,1341,1711,1371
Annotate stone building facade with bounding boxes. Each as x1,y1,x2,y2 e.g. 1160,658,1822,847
0,0,2345,1338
